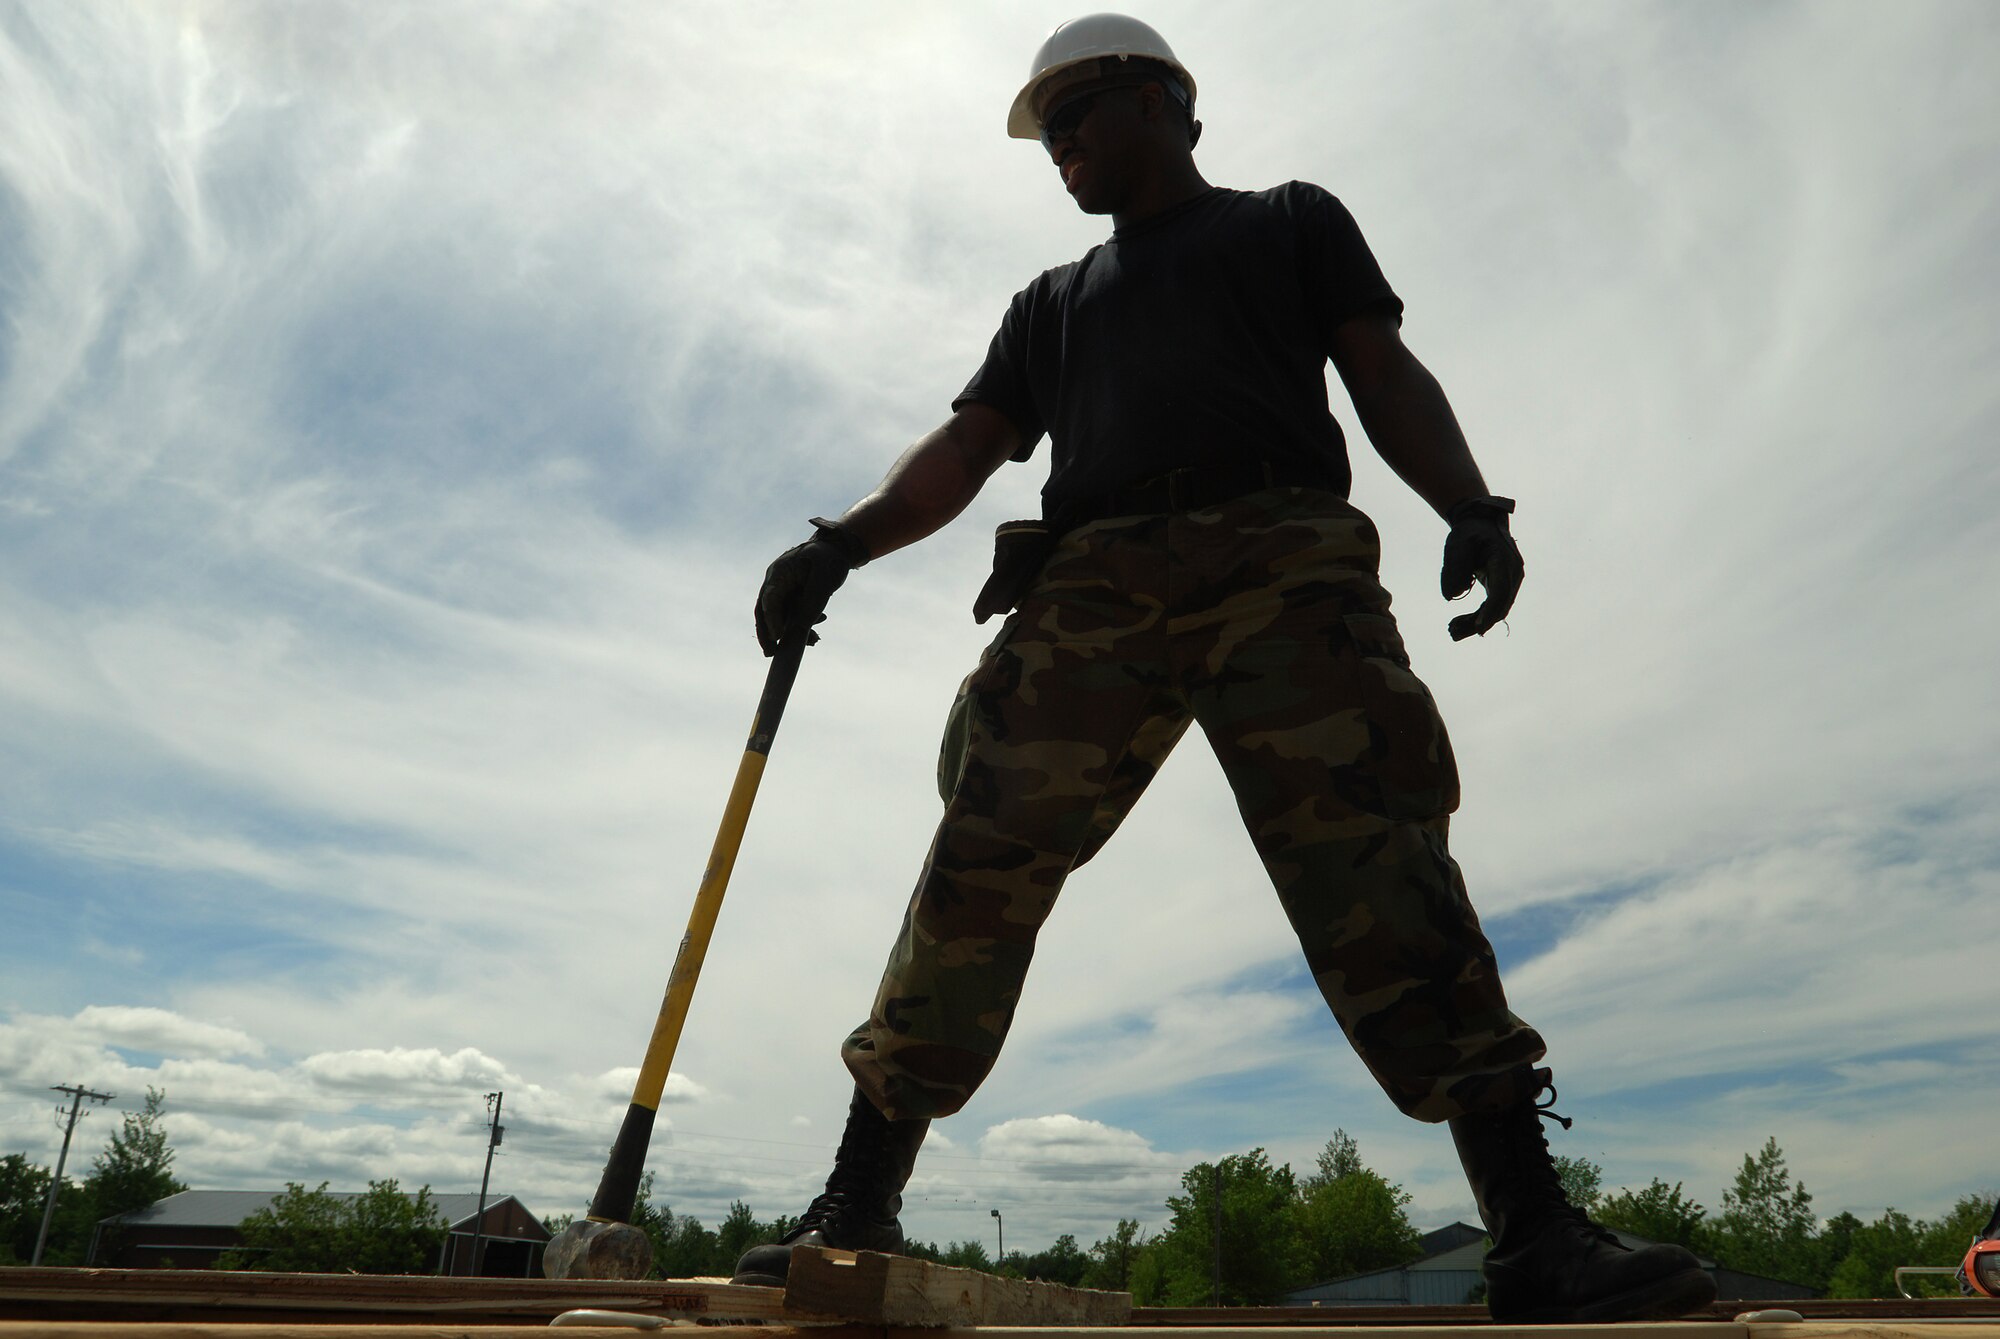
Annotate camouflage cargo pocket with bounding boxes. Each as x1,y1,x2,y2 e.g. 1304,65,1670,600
1340,612,1460,820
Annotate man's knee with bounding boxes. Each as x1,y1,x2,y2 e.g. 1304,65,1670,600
844,1025,990,1121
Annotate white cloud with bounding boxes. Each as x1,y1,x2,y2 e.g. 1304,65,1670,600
593,1067,708,1106
978,1114,1178,1185
71,1006,262,1060
1,0,1996,1258
1506,812,1996,1090
300,1047,512,1096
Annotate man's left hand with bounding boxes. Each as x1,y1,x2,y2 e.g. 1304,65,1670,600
1440,496,1522,641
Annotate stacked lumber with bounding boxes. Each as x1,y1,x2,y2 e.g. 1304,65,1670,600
4,1253,1999,1336
0,1267,781,1326
0,1248,1131,1328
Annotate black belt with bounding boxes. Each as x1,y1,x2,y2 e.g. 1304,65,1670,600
1053,459,1340,528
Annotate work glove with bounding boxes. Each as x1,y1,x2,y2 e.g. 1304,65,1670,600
754,517,869,656
1440,495,1523,641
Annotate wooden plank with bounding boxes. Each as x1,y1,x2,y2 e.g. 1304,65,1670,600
1131,1300,2000,1326
2,1316,1996,1339
0,1267,788,1324
0,1327,857,1339
784,1246,1131,1327
976,1328,1741,1339
884,1329,1991,1339
7,1265,1997,1330
1732,1302,2000,1322
1133,1307,1492,1327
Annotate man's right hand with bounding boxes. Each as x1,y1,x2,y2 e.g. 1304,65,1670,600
754,519,869,655
1440,496,1522,641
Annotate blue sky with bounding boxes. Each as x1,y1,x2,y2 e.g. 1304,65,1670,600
2,0,1996,1259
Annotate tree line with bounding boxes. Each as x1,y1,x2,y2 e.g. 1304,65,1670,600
1,1089,185,1266
0,1087,455,1273
5,1093,1990,1299
1574,1137,1991,1301
601,1131,1992,1303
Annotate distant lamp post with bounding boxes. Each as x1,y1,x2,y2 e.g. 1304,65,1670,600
990,1207,1003,1262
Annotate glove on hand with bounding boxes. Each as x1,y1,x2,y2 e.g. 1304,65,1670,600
1440,495,1523,642
755,518,869,656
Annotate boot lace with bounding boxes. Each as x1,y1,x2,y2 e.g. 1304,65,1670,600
785,1109,898,1242
1527,1078,1624,1248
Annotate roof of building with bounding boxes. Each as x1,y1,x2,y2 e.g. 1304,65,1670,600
100,1189,544,1235
1415,1222,1488,1258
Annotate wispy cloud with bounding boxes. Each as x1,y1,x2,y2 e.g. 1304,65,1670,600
71,1006,263,1060
2,0,1996,1253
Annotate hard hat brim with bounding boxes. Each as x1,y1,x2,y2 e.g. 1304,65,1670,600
1006,14,1196,140
1007,56,1197,140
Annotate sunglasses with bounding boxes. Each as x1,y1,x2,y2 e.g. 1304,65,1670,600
1038,74,1195,152
1038,85,1132,151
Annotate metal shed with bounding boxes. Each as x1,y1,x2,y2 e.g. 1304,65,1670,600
89,1187,550,1276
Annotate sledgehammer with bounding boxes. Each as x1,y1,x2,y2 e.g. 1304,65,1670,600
544,630,813,1279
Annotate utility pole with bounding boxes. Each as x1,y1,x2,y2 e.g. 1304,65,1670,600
1210,1162,1222,1307
468,1091,503,1277
33,1084,113,1266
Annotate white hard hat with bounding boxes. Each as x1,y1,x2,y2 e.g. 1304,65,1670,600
1006,13,1197,141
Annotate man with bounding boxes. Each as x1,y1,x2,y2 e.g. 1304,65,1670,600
734,15,1716,1324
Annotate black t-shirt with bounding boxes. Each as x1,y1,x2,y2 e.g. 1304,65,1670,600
954,181,1402,508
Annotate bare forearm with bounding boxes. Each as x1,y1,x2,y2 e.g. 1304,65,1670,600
1351,353,1490,520
835,408,1016,560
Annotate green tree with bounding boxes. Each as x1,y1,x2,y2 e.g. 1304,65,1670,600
345,1180,446,1274
1012,1233,1089,1285
1083,1219,1146,1290
1824,1207,1928,1299
1803,1210,1864,1292
86,1089,188,1265
1152,1149,1302,1305
1820,1193,1999,1299
1553,1156,1603,1215
218,1180,446,1274
1128,1236,1171,1305
632,1175,725,1280
88,1089,185,1218
1,1150,118,1266
1707,1138,1818,1284
1314,1131,1363,1181
1,1091,191,1266
219,1182,345,1271
1925,1192,1999,1261
1,1154,55,1265
939,1239,994,1270
714,1200,780,1277
21,1173,99,1266
1595,1178,1708,1251
1292,1131,1422,1284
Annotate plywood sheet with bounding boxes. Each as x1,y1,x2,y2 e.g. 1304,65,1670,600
785,1247,1132,1327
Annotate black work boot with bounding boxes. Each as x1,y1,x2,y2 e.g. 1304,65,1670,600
1450,1069,1717,1322
730,1087,929,1287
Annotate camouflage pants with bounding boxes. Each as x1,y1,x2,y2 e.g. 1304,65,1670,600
842,486,1546,1123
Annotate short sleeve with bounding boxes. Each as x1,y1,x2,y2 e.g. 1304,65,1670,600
952,285,1046,462
1289,183,1403,344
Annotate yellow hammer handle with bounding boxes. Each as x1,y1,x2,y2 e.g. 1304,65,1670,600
631,747,767,1108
